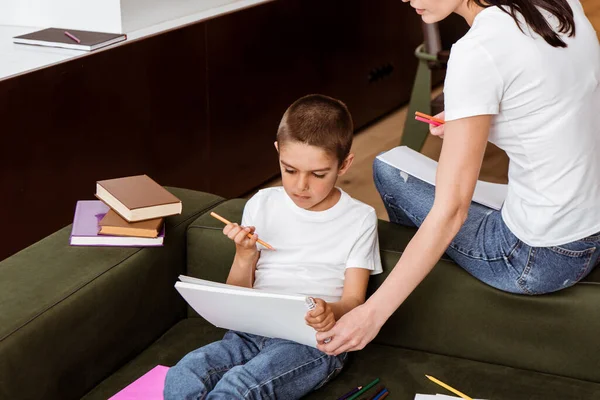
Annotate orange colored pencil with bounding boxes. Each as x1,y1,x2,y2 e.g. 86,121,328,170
415,111,445,124
210,212,274,250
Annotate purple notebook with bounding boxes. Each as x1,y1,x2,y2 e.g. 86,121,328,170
70,200,164,247
109,365,170,400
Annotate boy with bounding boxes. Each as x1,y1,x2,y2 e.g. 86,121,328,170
165,94,382,400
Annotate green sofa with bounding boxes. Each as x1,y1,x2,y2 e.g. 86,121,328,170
1,188,599,400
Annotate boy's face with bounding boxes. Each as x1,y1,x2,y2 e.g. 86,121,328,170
275,141,353,212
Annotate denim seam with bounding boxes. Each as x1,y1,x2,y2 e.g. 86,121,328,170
549,245,596,258
241,353,332,398
517,247,536,295
575,247,597,281
506,238,523,259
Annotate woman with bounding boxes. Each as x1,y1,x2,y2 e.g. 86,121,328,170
317,0,600,355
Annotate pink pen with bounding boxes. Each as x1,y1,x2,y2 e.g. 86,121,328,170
64,31,81,43
415,115,442,126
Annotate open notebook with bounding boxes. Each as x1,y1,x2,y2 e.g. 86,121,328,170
376,146,507,210
175,276,318,347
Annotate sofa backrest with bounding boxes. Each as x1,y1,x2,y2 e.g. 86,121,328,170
187,198,600,384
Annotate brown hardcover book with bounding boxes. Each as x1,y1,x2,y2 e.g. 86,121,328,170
98,209,164,238
96,174,182,222
13,28,126,51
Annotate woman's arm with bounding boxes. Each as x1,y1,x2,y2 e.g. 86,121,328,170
317,114,492,355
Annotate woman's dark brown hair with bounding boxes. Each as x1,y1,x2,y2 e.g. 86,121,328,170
472,0,576,47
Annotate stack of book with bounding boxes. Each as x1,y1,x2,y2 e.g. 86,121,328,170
69,175,182,247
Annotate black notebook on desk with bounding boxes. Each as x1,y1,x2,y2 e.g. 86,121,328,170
13,28,126,51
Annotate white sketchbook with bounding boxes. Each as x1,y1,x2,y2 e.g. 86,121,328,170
175,276,318,347
376,146,508,210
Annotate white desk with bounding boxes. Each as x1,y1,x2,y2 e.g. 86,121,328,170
0,0,273,82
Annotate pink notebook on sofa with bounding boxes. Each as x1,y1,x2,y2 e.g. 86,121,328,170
109,365,170,400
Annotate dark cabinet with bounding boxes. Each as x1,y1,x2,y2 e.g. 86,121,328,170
0,0,438,260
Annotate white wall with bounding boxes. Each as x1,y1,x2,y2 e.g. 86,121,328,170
0,0,243,34
0,0,123,33
120,0,240,32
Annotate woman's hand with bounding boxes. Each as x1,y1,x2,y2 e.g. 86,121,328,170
430,111,445,139
223,223,259,261
305,298,335,332
316,303,382,356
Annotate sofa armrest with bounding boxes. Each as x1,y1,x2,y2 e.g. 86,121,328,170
0,188,223,400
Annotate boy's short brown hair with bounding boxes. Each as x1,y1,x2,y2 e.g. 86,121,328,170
277,94,353,165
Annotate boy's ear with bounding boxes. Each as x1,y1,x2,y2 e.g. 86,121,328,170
274,141,279,153
337,153,355,176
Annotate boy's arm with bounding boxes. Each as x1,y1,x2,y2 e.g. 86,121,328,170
332,209,381,318
329,268,371,319
307,209,380,332
224,224,260,288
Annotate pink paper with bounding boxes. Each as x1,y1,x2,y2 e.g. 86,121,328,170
109,365,170,400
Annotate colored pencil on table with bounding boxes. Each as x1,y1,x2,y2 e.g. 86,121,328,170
426,375,473,400
64,31,81,43
336,385,363,400
347,378,380,400
415,111,445,124
372,388,389,400
210,211,274,250
366,385,386,400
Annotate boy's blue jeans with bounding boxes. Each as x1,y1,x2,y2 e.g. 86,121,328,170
164,330,346,400
373,158,600,295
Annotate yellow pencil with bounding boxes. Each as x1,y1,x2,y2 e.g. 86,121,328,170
425,375,473,400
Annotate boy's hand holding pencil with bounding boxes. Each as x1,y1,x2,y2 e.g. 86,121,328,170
305,298,336,332
222,222,260,256
211,212,274,251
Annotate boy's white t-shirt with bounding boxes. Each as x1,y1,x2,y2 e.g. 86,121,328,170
241,187,383,303
443,0,600,246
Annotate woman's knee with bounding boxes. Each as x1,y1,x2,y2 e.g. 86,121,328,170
373,158,398,194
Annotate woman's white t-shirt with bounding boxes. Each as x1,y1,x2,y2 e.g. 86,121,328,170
242,187,383,303
444,0,600,246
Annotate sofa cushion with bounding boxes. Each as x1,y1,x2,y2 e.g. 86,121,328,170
0,188,224,400
187,198,600,384
82,318,600,400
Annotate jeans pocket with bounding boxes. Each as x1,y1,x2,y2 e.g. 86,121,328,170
517,242,597,295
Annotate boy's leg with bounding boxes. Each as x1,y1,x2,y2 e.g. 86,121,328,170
164,331,262,400
207,338,346,400
372,158,525,293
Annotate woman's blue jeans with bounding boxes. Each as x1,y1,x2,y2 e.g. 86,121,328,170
373,158,600,294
